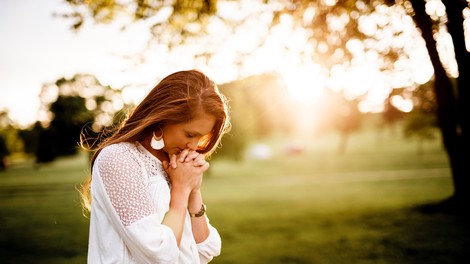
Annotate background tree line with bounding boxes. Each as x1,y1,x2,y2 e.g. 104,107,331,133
1,0,466,212
1,72,434,166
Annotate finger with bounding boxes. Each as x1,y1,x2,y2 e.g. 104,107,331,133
201,162,210,172
162,160,169,171
179,149,190,162
170,154,178,169
193,160,206,167
185,151,200,162
193,155,206,167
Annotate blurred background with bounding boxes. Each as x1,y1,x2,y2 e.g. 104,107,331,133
1,0,469,263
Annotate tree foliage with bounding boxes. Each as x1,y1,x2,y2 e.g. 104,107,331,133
61,0,217,47
61,0,426,115
25,74,127,163
403,82,438,141
39,74,125,131
62,0,470,208
0,111,24,163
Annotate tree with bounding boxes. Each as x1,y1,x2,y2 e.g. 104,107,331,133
0,135,8,171
62,0,469,210
51,96,95,156
409,0,469,211
35,74,125,162
268,0,469,210
0,110,24,168
326,90,363,155
276,0,469,210
403,109,437,155
381,91,406,138
18,122,41,156
402,81,438,155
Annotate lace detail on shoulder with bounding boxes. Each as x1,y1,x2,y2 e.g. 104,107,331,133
95,143,156,227
135,143,171,187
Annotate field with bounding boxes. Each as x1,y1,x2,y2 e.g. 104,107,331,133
1,130,469,263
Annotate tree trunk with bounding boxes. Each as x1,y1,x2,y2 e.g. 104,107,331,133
442,0,470,204
410,0,467,210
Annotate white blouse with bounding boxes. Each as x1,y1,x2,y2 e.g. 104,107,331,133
87,142,221,264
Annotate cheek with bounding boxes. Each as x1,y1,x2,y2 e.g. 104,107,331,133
164,131,185,147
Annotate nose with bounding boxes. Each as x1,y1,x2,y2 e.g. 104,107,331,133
186,138,199,151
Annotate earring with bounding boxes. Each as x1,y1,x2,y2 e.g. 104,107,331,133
151,128,165,150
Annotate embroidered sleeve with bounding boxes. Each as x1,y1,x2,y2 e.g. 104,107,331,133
95,144,155,227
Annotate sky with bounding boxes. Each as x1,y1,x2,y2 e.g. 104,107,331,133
0,0,175,127
0,0,282,127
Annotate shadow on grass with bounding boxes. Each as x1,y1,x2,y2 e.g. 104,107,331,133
353,203,470,264
415,195,469,217
214,202,470,264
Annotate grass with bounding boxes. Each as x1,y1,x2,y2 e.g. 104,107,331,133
1,129,469,263
0,155,89,264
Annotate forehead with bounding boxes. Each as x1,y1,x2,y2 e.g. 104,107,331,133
179,114,216,134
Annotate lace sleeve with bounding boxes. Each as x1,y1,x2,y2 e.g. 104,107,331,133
95,144,155,227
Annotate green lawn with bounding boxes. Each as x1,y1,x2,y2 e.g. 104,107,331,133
1,131,469,263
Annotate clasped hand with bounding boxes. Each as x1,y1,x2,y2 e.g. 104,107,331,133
162,149,209,192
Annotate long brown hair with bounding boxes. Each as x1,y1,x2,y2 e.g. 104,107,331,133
79,69,231,212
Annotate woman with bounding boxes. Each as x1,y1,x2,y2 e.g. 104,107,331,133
80,70,230,263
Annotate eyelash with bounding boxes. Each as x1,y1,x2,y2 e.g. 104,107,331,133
186,133,195,138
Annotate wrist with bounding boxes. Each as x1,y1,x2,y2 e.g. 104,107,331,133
188,190,203,212
171,184,192,196
190,188,201,197
189,203,206,218
170,186,191,209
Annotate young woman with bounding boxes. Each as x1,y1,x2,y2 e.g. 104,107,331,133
80,70,230,263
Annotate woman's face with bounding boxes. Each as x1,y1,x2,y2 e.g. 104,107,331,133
161,113,216,156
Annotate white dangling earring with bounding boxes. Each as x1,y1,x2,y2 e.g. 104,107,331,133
150,128,165,150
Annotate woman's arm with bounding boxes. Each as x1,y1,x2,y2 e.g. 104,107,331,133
189,189,222,263
163,153,208,245
166,149,221,259
161,184,191,246
188,189,210,243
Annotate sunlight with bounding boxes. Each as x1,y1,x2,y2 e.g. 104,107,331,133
425,0,460,77
0,0,458,127
391,95,413,112
237,8,326,104
277,62,328,135
465,7,470,51
280,63,326,103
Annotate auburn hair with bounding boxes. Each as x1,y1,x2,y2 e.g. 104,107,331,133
79,69,231,212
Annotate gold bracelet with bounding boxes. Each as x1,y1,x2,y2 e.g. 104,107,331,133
189,203,206,218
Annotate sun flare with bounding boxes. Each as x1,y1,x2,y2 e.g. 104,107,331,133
280,63,326,104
